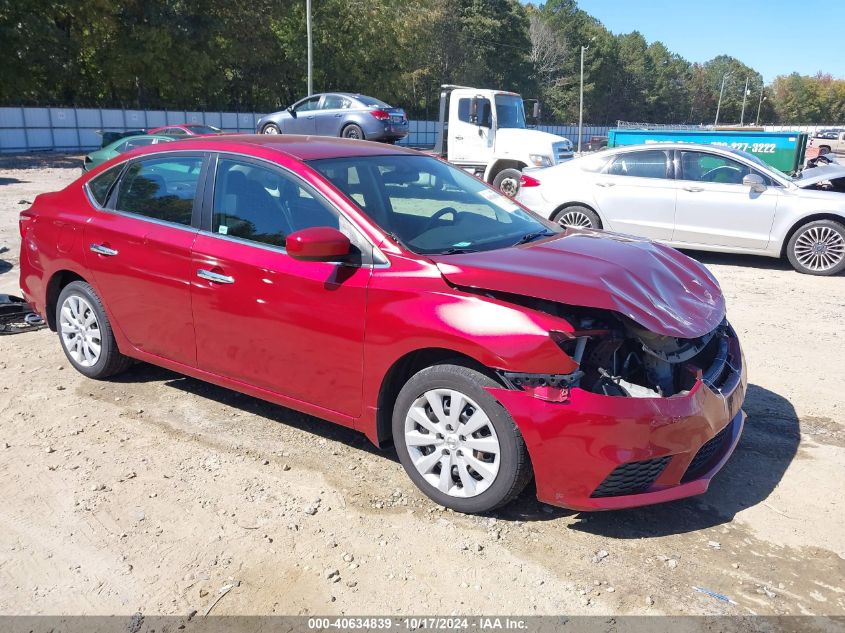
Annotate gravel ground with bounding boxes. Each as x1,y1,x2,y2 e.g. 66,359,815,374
0,154,843,617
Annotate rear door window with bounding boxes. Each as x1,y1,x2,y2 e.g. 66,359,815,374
114,155,204,226
606,150,670,179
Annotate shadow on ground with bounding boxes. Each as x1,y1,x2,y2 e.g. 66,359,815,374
0,153,83,170
0,177,27,186
681,249,794,272
111,364,799,533
115,362,390,460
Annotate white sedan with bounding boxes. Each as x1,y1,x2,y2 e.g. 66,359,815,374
516,143,845,275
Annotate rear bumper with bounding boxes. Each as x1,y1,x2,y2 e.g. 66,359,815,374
488,327,747,511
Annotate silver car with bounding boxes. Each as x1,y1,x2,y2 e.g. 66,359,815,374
516,143,845,276
256,93,408,143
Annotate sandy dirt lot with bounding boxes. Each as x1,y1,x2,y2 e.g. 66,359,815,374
0,155,843,618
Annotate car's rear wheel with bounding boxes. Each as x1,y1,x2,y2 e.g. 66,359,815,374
786,220,845,275
262,123,281,134
392,363,532,513
553,205,601,229
56,281,132,379
342,124,365,140
493,168,522,197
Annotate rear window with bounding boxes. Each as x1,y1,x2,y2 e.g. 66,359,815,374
355,95,390,108
87,164,122,206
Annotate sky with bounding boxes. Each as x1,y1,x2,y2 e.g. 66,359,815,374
575,0,845,83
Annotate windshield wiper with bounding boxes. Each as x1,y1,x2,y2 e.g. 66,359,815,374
512,229,555,246
436,247,478,255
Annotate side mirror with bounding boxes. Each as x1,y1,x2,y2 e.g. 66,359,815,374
533,102,541,119
742,173,767,193
469,96,479,124
286,227,351,262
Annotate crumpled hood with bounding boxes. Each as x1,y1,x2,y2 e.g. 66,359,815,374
795,164,845,188
431,230,726,339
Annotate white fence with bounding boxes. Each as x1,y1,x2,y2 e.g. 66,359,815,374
0,106,611,154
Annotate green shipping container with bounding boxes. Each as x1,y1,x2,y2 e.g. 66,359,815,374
607,129,808,174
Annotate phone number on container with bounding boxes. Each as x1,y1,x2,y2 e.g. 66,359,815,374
308,618,474,630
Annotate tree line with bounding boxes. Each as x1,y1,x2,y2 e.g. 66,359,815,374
1,0,843,125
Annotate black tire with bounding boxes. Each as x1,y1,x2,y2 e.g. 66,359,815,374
492,168,522,197
785,219,845,276
819,145,831,155
261,123,281,134
392,363,533,514
56,281,133,379
552,205,602,229
342,124,365,140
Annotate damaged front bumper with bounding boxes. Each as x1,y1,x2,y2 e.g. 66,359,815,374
487,325,747,511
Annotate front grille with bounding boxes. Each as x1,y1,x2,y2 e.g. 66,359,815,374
553,141,573,163
681,421,733,482
590,456,671,498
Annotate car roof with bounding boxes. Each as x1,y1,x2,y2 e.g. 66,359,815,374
135,133,416,161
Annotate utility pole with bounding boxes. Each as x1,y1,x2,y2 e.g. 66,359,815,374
306,0,313,96
740,76,749,125
714,74,729,126
756,89,766,126
578,45,587,153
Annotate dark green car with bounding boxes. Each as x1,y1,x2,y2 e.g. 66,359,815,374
83,135,174,171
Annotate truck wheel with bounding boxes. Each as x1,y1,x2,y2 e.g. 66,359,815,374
786,219,845,275
493,168,522,197
819,145,831,155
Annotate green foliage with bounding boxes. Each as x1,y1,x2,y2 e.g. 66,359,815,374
0,0,842,124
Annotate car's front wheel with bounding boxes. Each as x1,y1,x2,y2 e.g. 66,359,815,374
392,363,532,513
262,123,281,134
786,220,845,275
56,281,132,378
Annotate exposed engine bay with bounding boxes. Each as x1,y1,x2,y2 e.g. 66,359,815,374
488,292,729,398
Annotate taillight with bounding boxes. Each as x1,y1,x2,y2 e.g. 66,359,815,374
19,212,34,238
520,174,541,187
370,110,391,121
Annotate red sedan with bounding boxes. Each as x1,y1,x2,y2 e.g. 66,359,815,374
146,124,225,137
18,136,746,513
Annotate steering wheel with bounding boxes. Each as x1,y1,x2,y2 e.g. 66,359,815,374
424,206,460,231
701,165,742,184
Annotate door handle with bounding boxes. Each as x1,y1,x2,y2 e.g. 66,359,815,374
455,136,464,140
683,186,704,192
334,114,342,117
89,243,118,256
197,269,235,284
595,182,615,188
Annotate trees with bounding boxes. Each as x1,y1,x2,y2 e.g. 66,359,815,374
0,0,842,124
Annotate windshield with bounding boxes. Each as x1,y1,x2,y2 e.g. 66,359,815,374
185,125,221,134
309,155,554,255
726,147,770,170
495,95,527,129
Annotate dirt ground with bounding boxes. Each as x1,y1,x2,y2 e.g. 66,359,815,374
0,154,843,618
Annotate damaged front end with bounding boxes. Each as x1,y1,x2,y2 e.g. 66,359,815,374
493,293,732,401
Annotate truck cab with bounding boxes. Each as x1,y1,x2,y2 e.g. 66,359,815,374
432,85,574,196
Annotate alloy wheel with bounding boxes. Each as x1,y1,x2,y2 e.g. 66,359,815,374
793,225,845,272
59,295,102,367
558,210,594,229
403,389,501,498
499,177,519,197
263,126,279,134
